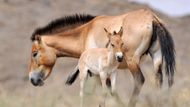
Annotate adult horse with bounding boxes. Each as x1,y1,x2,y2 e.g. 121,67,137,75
28,9,175,107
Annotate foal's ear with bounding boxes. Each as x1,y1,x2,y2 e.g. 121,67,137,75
104,28,111,38
104,28,108,33
118,27,123,37
35,35,42,44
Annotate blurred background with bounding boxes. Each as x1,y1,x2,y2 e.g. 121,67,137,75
0,0,190,107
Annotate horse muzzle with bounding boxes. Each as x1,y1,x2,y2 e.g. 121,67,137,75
117,56,123,62
29,71,44,86
115,52,124,62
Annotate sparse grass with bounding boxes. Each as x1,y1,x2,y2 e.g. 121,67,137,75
0,75,190,107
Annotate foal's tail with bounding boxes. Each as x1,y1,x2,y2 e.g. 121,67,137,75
65,66,79,85
151,20,176,87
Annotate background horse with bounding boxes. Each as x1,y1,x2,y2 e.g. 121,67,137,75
28,9,175,107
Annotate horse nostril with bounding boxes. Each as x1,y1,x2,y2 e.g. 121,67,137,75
117,56,123,62
30,72,45,86
31,78,38,86
30,77,42,86
37,78,41,84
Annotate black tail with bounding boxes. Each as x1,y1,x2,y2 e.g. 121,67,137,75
153,21,176,87
65,66,79,85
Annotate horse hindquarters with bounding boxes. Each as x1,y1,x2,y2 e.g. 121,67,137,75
149,21,175,87
149,38,163,87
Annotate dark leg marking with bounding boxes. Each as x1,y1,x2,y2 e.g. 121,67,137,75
156,64,163,87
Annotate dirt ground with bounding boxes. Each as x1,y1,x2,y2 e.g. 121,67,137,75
0,0,190,107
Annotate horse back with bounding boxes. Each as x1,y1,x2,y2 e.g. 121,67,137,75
85,9,155,57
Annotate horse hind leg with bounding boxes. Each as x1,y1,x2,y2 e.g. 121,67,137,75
155,63,163,88
150,47,163,88
126,59,145,107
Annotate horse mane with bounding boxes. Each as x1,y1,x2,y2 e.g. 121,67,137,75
31,14,96,41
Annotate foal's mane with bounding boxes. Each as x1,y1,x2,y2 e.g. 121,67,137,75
31,14,96,41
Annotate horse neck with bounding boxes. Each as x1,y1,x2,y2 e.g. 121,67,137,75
42,28,85,58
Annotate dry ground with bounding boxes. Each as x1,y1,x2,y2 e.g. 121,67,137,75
0,0,190,107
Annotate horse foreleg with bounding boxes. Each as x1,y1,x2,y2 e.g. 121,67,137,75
99,72,108,107
127,62,145,107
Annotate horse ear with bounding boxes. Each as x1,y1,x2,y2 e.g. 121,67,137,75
118,27,123,37
104,28,108,33
104,28,111,38
35,35,42,44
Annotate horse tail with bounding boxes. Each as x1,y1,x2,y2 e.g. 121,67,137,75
65,66,79,85
151,20,176,87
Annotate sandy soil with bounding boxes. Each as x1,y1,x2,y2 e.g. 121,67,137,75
0,0,190,107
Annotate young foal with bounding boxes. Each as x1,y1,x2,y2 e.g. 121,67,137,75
66,27,124,107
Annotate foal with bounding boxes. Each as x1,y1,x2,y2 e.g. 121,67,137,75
66,27,124,107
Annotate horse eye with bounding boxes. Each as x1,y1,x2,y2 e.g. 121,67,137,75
33,52,38,57
121,43,124,46
111,44,115,47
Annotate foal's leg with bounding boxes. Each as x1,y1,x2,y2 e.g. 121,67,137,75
79,67,88,107
150,49,163,88
99,72,108,107
110,71,117,94
127,60,145,107
110,72,126,107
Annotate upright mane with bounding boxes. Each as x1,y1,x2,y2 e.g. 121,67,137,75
31,14,96,41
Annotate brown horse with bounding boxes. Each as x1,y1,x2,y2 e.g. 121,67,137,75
28,9,175,107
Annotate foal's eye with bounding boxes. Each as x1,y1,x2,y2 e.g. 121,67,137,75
121,43,124,46
111,44,115,47
33,52,38,57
